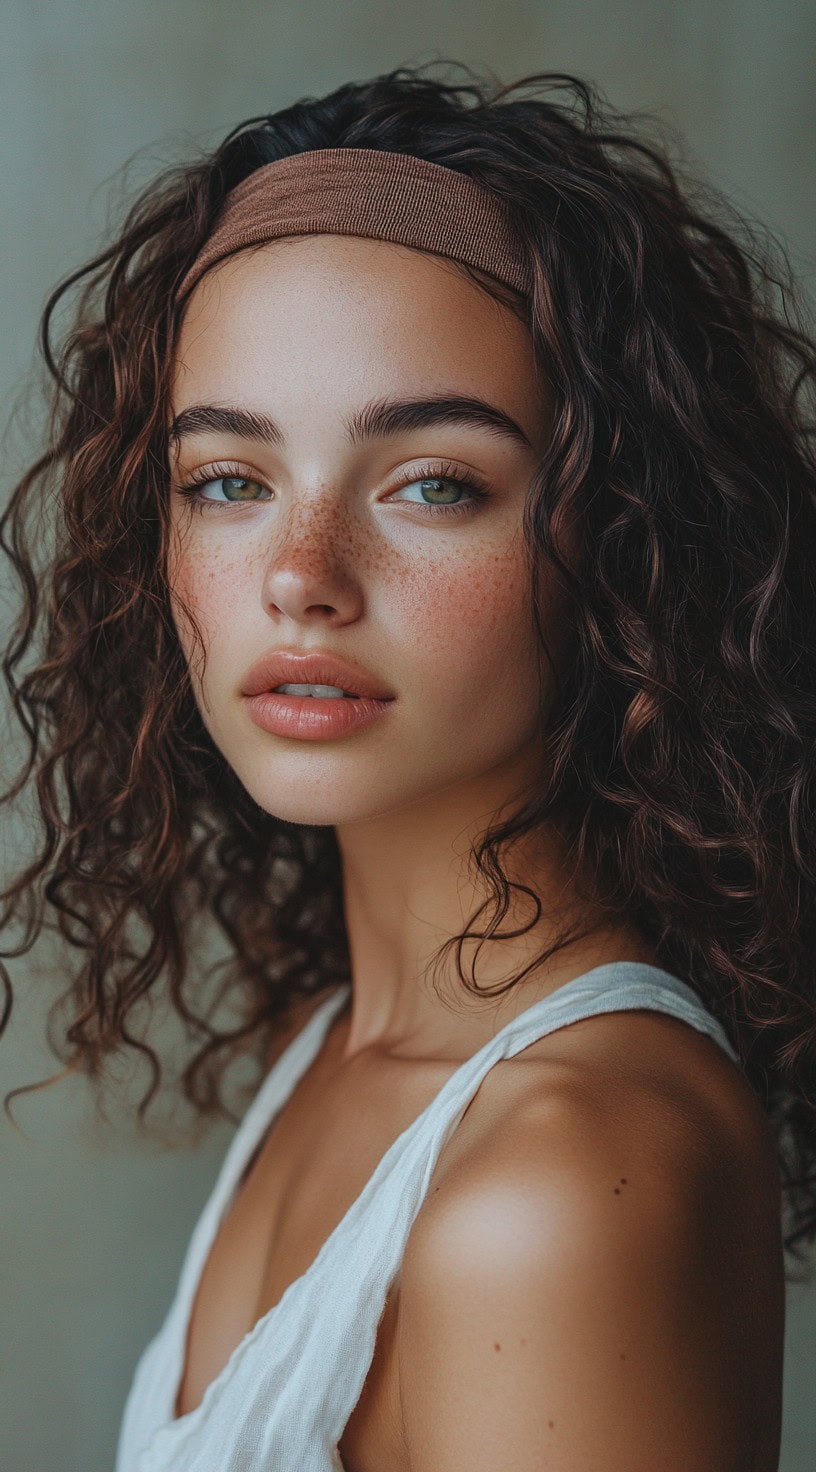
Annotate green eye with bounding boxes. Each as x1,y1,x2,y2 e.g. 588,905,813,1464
219,476,259,500
392,476,469,507
386,462,491,518
174,471,270,510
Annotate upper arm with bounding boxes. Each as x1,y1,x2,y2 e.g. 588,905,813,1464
397,1088,765,1472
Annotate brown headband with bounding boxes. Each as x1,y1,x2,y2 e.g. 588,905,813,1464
176,147,532,305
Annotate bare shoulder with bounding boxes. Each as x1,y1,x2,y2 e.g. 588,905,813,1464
397,1006,785,1472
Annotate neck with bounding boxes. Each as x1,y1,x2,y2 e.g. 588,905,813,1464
332,756,657,1065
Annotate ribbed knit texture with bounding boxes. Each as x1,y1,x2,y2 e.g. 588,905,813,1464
176,148,532,304
115,962,740,1472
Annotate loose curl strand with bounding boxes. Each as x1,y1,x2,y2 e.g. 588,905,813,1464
1,61,815,1281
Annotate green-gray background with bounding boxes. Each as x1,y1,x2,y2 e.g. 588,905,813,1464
1,3,814,1469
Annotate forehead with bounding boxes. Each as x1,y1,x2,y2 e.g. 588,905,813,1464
171,235,546,441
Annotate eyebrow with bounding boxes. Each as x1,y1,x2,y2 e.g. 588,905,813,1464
166,394,535,454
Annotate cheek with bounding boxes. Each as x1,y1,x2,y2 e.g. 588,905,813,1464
166,535,245,661
392,537,537,694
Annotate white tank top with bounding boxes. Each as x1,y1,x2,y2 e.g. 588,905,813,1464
114,962,740,1472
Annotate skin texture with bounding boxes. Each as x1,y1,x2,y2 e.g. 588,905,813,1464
166,236,785,1468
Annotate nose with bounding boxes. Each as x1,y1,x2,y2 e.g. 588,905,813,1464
259,492,365,627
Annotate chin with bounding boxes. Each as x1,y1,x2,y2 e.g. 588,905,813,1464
235,772,401,829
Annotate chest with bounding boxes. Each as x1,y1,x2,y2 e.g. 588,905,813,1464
173,1049,459,1471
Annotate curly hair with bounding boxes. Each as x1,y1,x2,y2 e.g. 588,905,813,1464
2,61,815,1281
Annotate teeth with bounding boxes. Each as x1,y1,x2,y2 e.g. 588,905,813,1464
274,683,358,698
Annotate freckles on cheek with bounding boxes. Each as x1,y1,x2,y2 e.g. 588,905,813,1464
393,542,529,678
168,545,247,650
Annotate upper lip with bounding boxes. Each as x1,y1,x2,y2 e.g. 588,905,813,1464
241,648,395,700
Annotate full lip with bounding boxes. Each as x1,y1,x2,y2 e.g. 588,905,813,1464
241,648,395,701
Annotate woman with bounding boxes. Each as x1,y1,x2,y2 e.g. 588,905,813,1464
1,64,813,1471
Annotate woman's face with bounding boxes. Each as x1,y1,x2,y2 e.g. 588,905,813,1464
166,234,556,827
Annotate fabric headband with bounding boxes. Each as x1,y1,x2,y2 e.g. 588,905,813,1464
175,146,533,305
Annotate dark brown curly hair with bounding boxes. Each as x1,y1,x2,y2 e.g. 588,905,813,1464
2,62,815,1281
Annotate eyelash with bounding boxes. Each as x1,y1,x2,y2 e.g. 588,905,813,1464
172,459,491,518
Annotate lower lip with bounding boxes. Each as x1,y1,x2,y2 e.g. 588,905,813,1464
243,691,395,740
